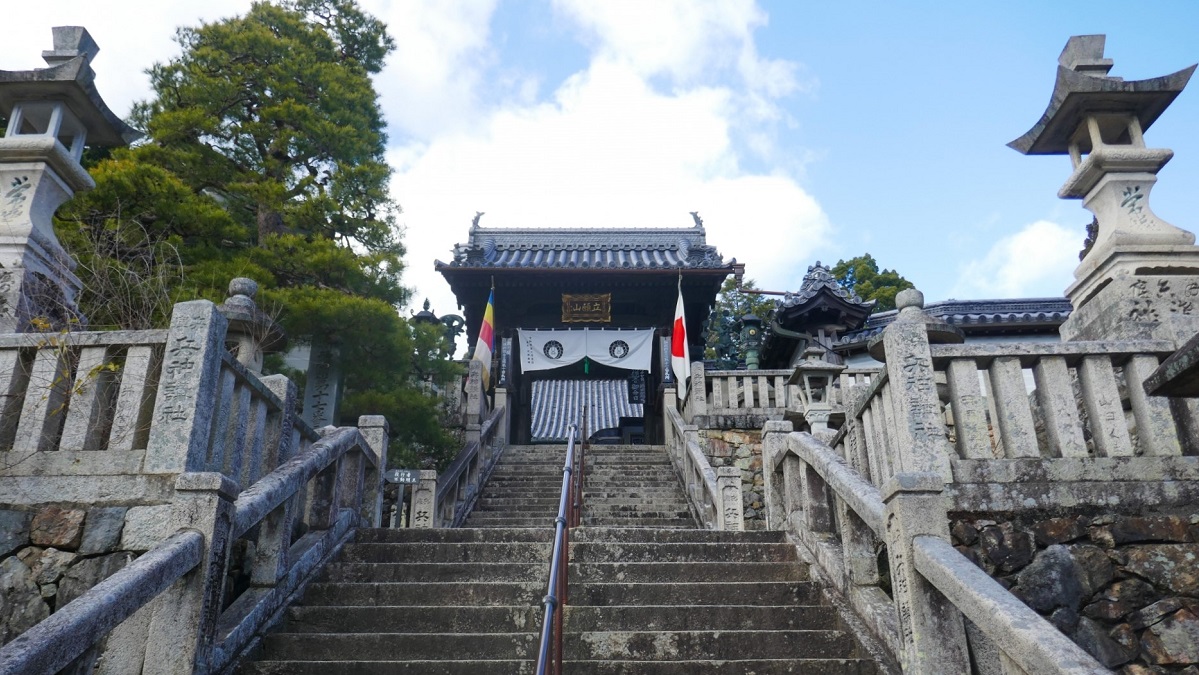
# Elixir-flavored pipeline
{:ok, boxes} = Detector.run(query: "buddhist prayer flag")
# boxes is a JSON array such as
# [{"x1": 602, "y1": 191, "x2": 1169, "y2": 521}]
[
  {"x1": 671, "y1": 283, "x2": 690, "y2": 400},
  {"x1": 473, "y1": 289, "x2": 495, "y2": 389}
]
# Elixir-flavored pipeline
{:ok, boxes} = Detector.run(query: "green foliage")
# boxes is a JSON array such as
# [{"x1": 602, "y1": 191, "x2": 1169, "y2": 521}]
[
  {"x1": 705, "y1": 278, "x2": 778, "y2": 369},
  {"x1": 54, "y1": 0, "x2": 460, "y2": 468},
  {"x1": 831, "y1": 254, "x2": 914, "y2": 312}
]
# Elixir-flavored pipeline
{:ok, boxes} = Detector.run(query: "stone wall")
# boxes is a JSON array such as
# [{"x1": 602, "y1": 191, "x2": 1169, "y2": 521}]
[
  {"x1": 950, "y1": 510, "x2": 1199, "y2": 673},
  {"x1": 0, "y1": 503, "x2": 170, "y2": 648},
  {"x1": 697, "y1": 428, "x2": 765, "y2": 529}
]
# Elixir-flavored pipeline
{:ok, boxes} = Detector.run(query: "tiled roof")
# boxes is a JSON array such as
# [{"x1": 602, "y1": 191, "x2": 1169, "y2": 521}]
[
  {"x1": 530, "y1": 379, "x2": 642, "y2": 442},
  {"x1": 436, "y1": 221, "x2": 732, "y2": 271},
  {"x1": 779, "y1": 262, "x2": 872, "y2": 310},
  {"x1": 835, "y1": 297, "x2": 1073, "y2": 348}
]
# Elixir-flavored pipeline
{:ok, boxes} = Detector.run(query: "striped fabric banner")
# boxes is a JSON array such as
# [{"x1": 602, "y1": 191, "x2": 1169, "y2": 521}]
[
  {"x1": 530, "y1": 379, "x2": 644, "y2": 442},
  {"x1": 472, "y1": 289, "x2": 495, "y2": 389}
]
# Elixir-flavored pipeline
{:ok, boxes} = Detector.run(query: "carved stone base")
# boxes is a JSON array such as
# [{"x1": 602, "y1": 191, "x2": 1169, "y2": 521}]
[{"x1": 1060, "y1": 271, "x2": 1199, "y2": 343}]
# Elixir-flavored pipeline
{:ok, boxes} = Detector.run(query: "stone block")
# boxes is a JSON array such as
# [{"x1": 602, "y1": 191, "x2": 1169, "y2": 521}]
[
  {"x1": 950, "y1": 520, "x2": 979, "y2": 546},
  {"x1": 30, "y1": 505, "x2": 85, "y2": 550},
  {"x1": 1084, "y1": 579, "x2": 1158, "y2": 621},
  {"x1": 979, "y1": 522, "x2": 1035, "y2": 573},
  {"x1": 1141, "y1": 609, "x2": 1199, "y2": 665},
  {"x1": 1072, "y1": 616, "x2": 1137, "y2": 668},
  {"x1": 1032, "y1": 516, "x2": 1087, "y2": 546},
  {"x1": 57, "y1": 551, "x2": 134, "y2": 608},
  {"x1": 1130, "y1": 598, "x2": 1199, "y2": 631},
  {"x1": 0, "y1": 556, "x2": 50, "y2": 645},
  {"x1": 79, "y1": 507, "x2": 127, "y2": 555},
  {"x1": 1070, "y1": 544, "x2": 1115, "y2": 597},
  {"x1": 120, "y1": 505, "x2": 172, "y2": 552},
  {"x1": 1112, "y1": 516, "x2": 1193, "y2": 545},
  {"x1": 1014, "y1": 544, "x2": 1084, "y2": 613},
  {"x1": 24, "y1": 547, "x2": 76, "y2": 586},
  {"x1": 0, "y1": 509, "x2": 31, "y2": 557},
  {"x1": 1124, "y1": 545, "x2": 1199, "y2": 596}
]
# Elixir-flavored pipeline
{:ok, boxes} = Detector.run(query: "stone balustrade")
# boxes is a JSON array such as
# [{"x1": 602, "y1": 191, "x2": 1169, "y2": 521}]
[
  {"x1": 665, "y1": 388, "x2": 743, "y2": 531},
  {"x1": 763, "y1": 427, "x2": 1107, "y2": 674},
  {"x1": 434, "y1": 403, "x2": 507, "y2": 528},
  {"x1": 683, "y1": 362, "x2": 794, "y2": 425}
]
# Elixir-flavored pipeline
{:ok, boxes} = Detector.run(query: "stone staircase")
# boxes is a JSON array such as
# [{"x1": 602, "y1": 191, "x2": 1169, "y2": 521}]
[
  {"x1": 239, "y1": 527, "x2": 550, "y2": 673},
  {"x1": 583, "y1": 444, "x2": 696, "y2": 528},
  {"x1": 462, "y1": 444, "x2": 565, "y2": 528},
  {"x1": 563, "y1": 527, "x2": 878, "y2": 673},
  {"x1": 239, "y1": 441, "x2": 879, "y2": 673}
]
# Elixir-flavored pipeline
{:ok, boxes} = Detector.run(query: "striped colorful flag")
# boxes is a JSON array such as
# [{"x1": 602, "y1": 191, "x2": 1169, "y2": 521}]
[{"x1": 472, "y1": 289, "x2": 495, "y2": 389}]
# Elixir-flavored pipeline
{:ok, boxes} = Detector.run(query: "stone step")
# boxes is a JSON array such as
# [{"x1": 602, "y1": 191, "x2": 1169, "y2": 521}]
[
  {"x1": 560, "y1": 660, "x2": 878, "y2": 674},
  {"x1": 561, "y1": 629, "x2": 857, "y2": 661},
  {"x1": 283, "y1": 605, "x2": 541, "y2": 634},
  {"x1": 572, "y1": 542, "x2": 798, "y2": 563},
  {"x1": 581, "y1": 517, "x2": 696, "y2": 528},
  {"x1": 240, "y1": 660, "x2": 535, "y2": 674},
  {"x1": 570, "y1": 561, "x2": 807, "y2": 583},
  {"x1": 463, "y1": 511, "x2": 558, "y2": 521},
  {"x1": 355, "y1": 528, "x2": 551, "y2": 544},
  {"x1": 339, "y1": 542, "x2": 549, "y2": 564},
  {"x1": 583, "y1": 501, "x2": 692, "y2": 511},
  {"x1": 564, "y1": 604, "x2": 839, "y2": 632},
  {"x1": 580, "y1": 510, "x2": 692, "y2": 520},
  {"x1": 573, "y1": 581, "x2": 822, "y2": 606},
  {"x1": 461, "y1": 518, "x2": 557, "y2": 528},
  {"x1": 241, "y1": 659, "x2": 876, "y2": 675},
  {"x1": 322, "y1": 562, "x2": 548, "y2": 583},
  {"x1": 572, "y1": 527, "x2": 782, "y2": 543},
  {"x1": 301, "y1": 582, "x2": 543, "y2": 607},
  {"x1": 258, "y1": 632, "x2": 539, "y2": 661}
]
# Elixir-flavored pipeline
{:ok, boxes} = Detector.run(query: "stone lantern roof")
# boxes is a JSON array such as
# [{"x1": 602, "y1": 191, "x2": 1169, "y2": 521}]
[
  {"x1": 1008, "y1": 35, "x2": 1194, "y2": 157},
  {"x1": 0, "y1": 26, "x2": 140, "y2": 148}
]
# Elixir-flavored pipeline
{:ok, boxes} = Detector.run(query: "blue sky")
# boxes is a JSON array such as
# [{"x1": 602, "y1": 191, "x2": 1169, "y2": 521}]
[{"x1": 4, "y1": 1, "x2": 1198, "y2": 322}]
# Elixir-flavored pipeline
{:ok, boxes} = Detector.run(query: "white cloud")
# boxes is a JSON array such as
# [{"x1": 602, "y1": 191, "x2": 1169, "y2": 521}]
[
  {"x1": 392, "y1": 2, "x2": 830, "y2": 321},
  {"x1": 951, "y1": 220, "x2": 1084, "y2": 299},
  {"x1": 369, "y1": 0, "x2": 500, "y2": 140}
]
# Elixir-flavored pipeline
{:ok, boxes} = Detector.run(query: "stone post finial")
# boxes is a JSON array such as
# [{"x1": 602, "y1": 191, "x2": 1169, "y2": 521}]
[
  {"x1": 868, "y1": 287, "x2": 962, "y2": 361},
  {"x1": 42, "y1": 26, "x2": 100, "y2": 67},
  {"x1": 217, "y1": 277, "x2": 285, "y2": 374}
]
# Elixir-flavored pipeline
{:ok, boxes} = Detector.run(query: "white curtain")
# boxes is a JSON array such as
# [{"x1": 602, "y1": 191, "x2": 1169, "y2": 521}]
[{"x1": 518, "y1": 328, "x2": 655, "y2": 373}]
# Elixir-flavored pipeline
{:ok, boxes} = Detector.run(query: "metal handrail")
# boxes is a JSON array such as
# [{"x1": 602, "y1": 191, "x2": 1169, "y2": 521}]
[{"x1": 535, "y1": 409, "x2": 587, "y2": 675}]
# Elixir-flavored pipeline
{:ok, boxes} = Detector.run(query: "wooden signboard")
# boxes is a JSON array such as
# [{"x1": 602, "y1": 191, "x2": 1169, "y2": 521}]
[{"x1": 562, "y1": 293, "x2": 611, "y2": 323}]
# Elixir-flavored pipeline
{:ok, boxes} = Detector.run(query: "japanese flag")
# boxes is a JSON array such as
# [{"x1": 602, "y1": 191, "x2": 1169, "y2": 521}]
[{"x1": 671, "y1": 285, "x2": 690, "y2": 400}]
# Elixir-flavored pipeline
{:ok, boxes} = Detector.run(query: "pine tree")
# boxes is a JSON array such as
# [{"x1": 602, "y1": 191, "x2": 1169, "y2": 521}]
[{"x1": 55, "y1": 0, "x2": 460, "y2": 468}]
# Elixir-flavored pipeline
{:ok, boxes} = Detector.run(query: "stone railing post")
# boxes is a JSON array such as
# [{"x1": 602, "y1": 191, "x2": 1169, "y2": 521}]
[
  {"x1": 882, "y1": 472, "x2": 969, "y2": 674},
  {"x1": 465, "y1": 360, "x2": 483, "y2": 444},
  {"x1": 143, "y1": 301, "x2": 229, "y2": 475},
  {"x1": 663, "y1": 386, "x2": 678, "y2": 449},
  {"x1": 761, "y1": 420, "x2": 792, "y2": 531},
  {"x1": 716, "y1": 466, "x2": 745, "y2": 531},
  {"x1": 143, "y1": 473, "x2": 238, "y2": 675},
  {"x1": 688, "y1": 361, "x2": 708, "y2": 421},
  {"x1": 410, "y1": 470, "x2": 437, "y2": 528},
  {"x1": 493, "y1": 386, "x2": 510, "y2": 445},
  {"x1": 878, "y1": 289, "x2": 954, "y2": 482},
  {"x1": 358, "y1": 415, "x2": 389, "y2": 527}
]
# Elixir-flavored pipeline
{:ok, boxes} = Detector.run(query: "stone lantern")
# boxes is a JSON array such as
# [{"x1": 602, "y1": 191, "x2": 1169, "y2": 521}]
[
  {"x1": 0, "y1": 27, "x2": 140, "y2": 332},
  {"x1": 786, "y1": 344, "x2": 845, "y2": 435},
  {"x1": 1010, "y1": 35, "x2": 1198, "y2": 342},
  {"x1": 741, "y1": 313, "x2": 763, "y2": 370}
]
